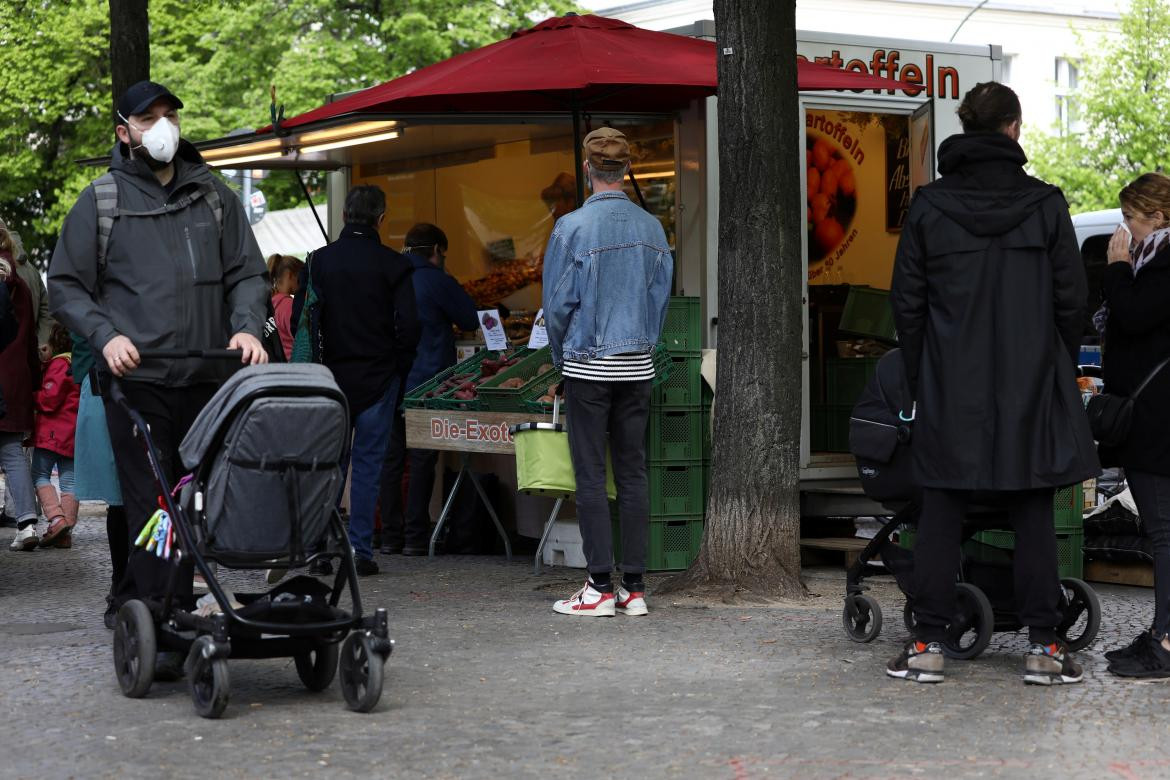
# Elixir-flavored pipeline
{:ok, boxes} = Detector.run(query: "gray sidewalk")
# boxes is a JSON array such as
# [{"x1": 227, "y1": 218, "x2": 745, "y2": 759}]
[{"x1": 0, "y1": 504, "x2": 1165, "y2": 780}]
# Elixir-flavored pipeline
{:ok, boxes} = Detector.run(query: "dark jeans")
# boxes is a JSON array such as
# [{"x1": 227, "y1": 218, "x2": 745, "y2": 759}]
[
  {"x1": 340, "y1": 378, "x2": 401, "y2": 561},
  {"x1": 564, "y1": 378, "x2": 651, "y2": 575},
  {"x1": 913, "y1": 487, "x2": 1061, "y2": 645},
  {"x1": 1126, "y1": 470, "x2": 1170, "y2": 639},
  {"x1": 378, "y1": 411, "x2": 438, "y2": 551},
  {"x1": 104, "y1": 381, "x2": 216, "y2": 608}
]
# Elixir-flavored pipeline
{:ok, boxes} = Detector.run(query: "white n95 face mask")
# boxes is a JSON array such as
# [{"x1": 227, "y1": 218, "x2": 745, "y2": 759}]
[{"x1": 121, "y1": 113, "x2": 180, "y2": 164}]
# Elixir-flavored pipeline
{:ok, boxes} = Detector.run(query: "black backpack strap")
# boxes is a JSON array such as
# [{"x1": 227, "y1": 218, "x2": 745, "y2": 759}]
[{"x1": 94, "y1": 173, "x2": 119, "y2": 271}]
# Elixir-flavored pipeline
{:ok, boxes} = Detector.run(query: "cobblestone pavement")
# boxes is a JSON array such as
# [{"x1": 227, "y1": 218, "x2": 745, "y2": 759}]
[{"x1": 1, "y1": 502, "x2": 1168, "y2": 779}]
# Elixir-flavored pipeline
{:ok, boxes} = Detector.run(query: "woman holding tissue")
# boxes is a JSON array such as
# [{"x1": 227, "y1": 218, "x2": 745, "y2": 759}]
[{"x1": 1099, "y1": 172, "x2": 1170, "y2": 678}]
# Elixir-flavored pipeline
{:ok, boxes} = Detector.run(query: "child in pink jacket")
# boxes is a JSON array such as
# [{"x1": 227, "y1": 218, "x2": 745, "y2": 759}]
[{"x1": 33, "y1": 324, "x2": 80, "y2": 548}]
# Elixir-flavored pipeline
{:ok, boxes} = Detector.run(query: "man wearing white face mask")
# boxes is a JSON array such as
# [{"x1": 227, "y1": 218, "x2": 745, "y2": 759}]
[{"x1": 48, "y1": 81, "x2": 268, "y2": 651}]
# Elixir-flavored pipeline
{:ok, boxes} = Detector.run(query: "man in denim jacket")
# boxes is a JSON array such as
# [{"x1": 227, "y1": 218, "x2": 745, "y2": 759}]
[{"x1": 543, "y1": 127, "x2": 673, "y2": 617}]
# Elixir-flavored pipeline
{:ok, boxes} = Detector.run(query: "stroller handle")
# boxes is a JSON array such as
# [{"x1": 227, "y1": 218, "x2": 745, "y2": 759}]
[{"x1": 136, "y1": 349, "x2": 244, "y2": 360}]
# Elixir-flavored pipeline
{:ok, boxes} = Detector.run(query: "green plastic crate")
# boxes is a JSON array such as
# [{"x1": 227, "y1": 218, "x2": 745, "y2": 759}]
[
  {"x1": 650, "y1": 461, "x2": 707, "y2": 515},
  {"x1": 974, "y1": 529, "x2": 1084, "y2": 579},
  {"x1": 613, "y1": 514, "x2": 704, "y2": 571},
  {"x1": 652, "y1": 354, "x2": 704, "y2": 408},
  {"x1": 477, "y1": 347, "x2": 556, "y2": 412},
  {"x1": 839, "y1": 286, "x2": 896, "y2": 343},
  {"x1": 426, "y1": 348, "x2": 530, "y2": 410},
  {"x1": 648, "y1": 409, "x2": 709, "y2": 462},
  {"x1": 810, "y1": 403, "x2": 851, "y2": 452},
  {"x1": 1053, "y1": 483, "x2": 1084, "y2": 533},
  {"x1": 404, "y1": 349, "x2": 499, "y2": 409},
  {"x1": 661, "y1": 297, "x2": 702, "y2": 354},
  {"x1": 825, "y1": 357, "x2": 881, "y2": 406}
]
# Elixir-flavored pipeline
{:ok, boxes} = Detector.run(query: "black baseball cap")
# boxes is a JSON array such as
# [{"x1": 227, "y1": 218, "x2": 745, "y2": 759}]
[{"x1": 117, "y1": 80, "x2": 183, "y2": 120}]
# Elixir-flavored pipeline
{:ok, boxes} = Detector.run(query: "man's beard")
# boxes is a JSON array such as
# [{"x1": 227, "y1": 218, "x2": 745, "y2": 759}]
[{"x1": 139, "y1": 149, "x2": 171, "y2": 171}]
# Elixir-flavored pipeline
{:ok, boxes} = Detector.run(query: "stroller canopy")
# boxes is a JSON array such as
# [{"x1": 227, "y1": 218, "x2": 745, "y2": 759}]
[{"x1": 179, "y1": 364, "x2": 345, "y2": 470}]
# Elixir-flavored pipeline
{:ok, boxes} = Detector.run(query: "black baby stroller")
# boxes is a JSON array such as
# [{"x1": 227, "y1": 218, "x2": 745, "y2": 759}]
[
  {"x1": 841, "y1": 349, "x2": 1100, "y2": 658},
  {"x1": 109, "y1": 352, "x2": 392, "y2": 718}
]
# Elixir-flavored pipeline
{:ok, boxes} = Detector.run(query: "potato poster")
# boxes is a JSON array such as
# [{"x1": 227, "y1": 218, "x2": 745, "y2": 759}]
[{"x1": 805, "y1": 110, "x2": 905, "y2": 289}]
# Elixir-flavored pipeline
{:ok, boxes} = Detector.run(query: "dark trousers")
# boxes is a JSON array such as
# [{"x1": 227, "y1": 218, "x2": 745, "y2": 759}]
[
  {"x1": 564, "y1": 378, "x2": 651, "y2": 575},
  {"x1": 1126, "y1": 470, "x2": 1170, "y2": 639},
  {"x1": 106, "y1": 504, "x2": 128, "y2": 599},
  {"x1": 378, "y1": 411, "x2": 438, "y2": 551},
  {"x1": 913, "y1": 487, "x2": 1061, "y2": 645},
  {"x1": 104, "y1": 381, "x2": 216, "y2": 607}
]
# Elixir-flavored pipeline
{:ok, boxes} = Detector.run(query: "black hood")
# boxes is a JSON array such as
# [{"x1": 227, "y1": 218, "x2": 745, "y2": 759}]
[{"x1": 920, "y1": 133, "x2": 1059, "y2": 236}]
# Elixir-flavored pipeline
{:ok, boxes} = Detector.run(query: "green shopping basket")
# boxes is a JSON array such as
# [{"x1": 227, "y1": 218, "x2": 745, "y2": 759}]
[{"x1": 511, "y1": 396, "x2": 616, "y2": 499}]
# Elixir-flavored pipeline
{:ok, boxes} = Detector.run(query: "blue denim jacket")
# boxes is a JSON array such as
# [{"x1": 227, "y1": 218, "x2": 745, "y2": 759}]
[{"x1": 542, "y1": 191, "x2": 673, "y2": 367}]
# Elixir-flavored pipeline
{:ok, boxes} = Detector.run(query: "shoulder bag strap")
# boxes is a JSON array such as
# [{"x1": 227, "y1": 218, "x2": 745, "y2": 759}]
[{"x1": 1133, "y1": 354, "x2": 1170, "y2": 399}]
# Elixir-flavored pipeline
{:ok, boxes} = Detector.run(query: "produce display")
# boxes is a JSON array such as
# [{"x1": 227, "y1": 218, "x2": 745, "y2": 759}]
[
  {"x1": 422, "y1": 349, "x2": 525, "y2": 404},
  {"x1": 462, "y1": 256, "x2": 543, "y2": 307}
]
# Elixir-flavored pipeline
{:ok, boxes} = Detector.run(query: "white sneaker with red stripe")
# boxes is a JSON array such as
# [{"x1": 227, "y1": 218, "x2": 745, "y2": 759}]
[
  {"x1": 553, "y1": 580, "x2": 615, "y2": 617},
  {"x1": 616, "y1": 585, "x2": 648, "y2": 616}
]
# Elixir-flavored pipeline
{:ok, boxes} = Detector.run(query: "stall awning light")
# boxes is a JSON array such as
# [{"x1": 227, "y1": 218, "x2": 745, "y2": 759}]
[
  {"x1": 300, "y1": 130, "x2": 401, "y2": 154},
  {"x1": 201, "y1": 139, "x2": 283, "y2": 162},
  {"x1": 205, "y1": 151, "x2": 284, "y2": 168},
  {"x1": 298, "y1": 120, "x2": 399, "y2": 145}
]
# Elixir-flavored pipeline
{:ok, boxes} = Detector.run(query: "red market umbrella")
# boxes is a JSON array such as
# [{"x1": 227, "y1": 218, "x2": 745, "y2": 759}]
[
  {"x1": 260, "y1": 14, "x2": 910, "y2": 203},
  {"x1": 270, "y1": 15, "x2": 907, "y2": 131},
  {"x1": 798, "y1": 58, "x2": 913, "y2": 92}
]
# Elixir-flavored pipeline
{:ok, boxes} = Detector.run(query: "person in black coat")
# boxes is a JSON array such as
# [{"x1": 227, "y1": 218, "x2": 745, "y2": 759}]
[
  {"x1": 1097, "y1": 173, "x2": 1170, "y2": 678},
  {"x1": 887, "y1": 82, "x2": 1099, "y2": 685},
  {"x1": 311, "y1": 186, "x2": 420, "y2": 575}
]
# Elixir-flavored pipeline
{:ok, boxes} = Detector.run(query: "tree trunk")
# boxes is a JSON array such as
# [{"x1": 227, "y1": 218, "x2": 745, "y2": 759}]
[
  {"x1": 661, "y1": 0, "x2": 805, "y2": 602},
  {"x1": 108, "y1": 0, "x2": 150, "y2": 122}
]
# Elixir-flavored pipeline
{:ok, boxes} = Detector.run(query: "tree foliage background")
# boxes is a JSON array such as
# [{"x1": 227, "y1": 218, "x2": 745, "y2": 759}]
[
  {"x1": 1026, "y1": 0, "x2": 1170, "y2": 213},
  {"x1": 0, "y1": 0, "x2": 577, "y2": 265}
]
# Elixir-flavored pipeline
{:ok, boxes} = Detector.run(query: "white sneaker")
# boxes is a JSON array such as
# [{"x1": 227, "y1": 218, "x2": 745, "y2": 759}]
[
  {"x1": 553, "y1": 580, "x2": 616, "y2": 617},
  {"x1": 9, "y1": 524, "x2": 38, "y2": 552},
  {"x1": 615, "y1": 585, "x2": 648, "y2": 616}
]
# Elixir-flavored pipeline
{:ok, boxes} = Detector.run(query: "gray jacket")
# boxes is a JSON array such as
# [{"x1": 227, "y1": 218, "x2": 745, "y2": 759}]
[{"x1": 48, "y1": 141, "x2": 268, "y2": 385}]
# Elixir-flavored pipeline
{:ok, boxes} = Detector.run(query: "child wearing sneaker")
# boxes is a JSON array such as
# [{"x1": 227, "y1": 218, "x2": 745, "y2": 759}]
[{"x1": 30, "y1": 324, "x2": 80, "y2": 549}]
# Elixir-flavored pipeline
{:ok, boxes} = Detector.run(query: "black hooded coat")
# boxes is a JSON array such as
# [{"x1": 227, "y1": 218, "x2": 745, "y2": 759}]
[{"x1": 889, "y1": 132, "x2": 1100, "y2": 491}]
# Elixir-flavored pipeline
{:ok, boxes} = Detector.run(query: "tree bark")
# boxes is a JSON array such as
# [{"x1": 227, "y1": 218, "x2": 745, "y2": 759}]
[
  {"x1": 108, "y1": 0, "x2": 150, "y2": 122},
  {"x1": 660, "y1": 0, "x2": 805, "y2": 602}
]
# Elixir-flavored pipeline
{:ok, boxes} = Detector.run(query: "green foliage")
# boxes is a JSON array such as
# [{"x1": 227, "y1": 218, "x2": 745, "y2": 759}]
[
  {"x1": 1026, "y1": 0, "x2": 1170, "y2": 213},
  {"x1": 0, "y1": 0, "x2": 578, "y2": 265}
]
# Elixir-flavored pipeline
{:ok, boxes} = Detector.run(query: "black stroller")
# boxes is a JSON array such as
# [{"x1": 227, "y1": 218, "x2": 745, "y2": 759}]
[
  {"x1": 109, "y1": 352, "x2": 392, "y2": 718},
  {"x1": 841, "y1": 349, "x2": 1101, "y2": 658}
]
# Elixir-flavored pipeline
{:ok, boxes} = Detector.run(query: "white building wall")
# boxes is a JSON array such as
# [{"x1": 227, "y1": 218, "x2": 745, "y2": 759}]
[{"x1": 585, "y1": 0, "x2": 1124, "y2": 137}]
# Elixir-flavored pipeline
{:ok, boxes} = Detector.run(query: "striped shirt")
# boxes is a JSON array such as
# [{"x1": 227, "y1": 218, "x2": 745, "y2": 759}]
[{"x1": 562, "y1": 352, "x2": 655, "y2": 382}]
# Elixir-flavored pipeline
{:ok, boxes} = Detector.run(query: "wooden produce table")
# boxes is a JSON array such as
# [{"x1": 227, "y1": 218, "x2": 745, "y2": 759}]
[{"x1": 404, "y1": 406, "x2": 569, "y2": 572}]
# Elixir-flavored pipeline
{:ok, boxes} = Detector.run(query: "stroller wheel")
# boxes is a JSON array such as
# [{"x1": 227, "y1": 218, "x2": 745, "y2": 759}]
[
  {"x1": 339, "y1": 632, "x2": 385, "y2": 712},
  {"x1": 112, "y1": 600, "x2": 156, "y2": 698},
  {"x1": 842, "y1": 594, "x2": 883, "y2": 643},
  {"x1": 1057, "y1": 577, "x2": 1101, "y2": 652},
  {"x1": 295, "y1": 642, "x2": 340, "y2": 692},
  {"x1": 942, "y1": 583, "x2": 994, "y2": 660},
  {"x1": 187, "y1": 637, "x2": 231, "y2": 719},
  {"x1": 902, "y1": 601, "x2": 917, "y2": 633}
]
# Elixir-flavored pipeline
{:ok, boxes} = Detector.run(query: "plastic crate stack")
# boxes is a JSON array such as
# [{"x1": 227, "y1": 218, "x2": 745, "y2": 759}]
[{"x1": 614, "y1": 297, "x2": 710, "y2": 571}]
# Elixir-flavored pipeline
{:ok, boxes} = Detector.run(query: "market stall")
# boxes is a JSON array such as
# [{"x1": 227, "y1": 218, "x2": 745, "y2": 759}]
[{"x1": 190, "y1": 13, "x2": 920, "y2": 566}]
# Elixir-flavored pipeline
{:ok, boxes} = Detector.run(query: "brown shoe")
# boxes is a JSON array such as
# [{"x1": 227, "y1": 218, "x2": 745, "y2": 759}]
[{"x1": 53, "y1": 530, "x2": 73, "y2": 549}]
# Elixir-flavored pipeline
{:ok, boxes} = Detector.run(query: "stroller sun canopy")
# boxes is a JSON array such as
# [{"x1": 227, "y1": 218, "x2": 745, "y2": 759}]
[{"x1": 179, "y1": 364, "x2": 345, "y2": 470}]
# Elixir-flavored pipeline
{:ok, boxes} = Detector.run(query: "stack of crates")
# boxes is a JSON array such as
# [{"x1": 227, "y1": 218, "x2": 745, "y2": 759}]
[
  {"x1": 613, "y1": 297, "x2": 709, "y2": 571},
  {"x1": 899, "y1": 483, "x2": 1086, "y2": 578}
]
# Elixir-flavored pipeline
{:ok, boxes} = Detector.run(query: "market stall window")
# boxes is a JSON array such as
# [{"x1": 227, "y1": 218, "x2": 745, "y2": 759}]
[{"x1": 348, "y1": 117, "x2": 678, "y2": 344}]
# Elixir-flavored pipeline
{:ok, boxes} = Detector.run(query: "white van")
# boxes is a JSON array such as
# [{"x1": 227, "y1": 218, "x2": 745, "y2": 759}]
[{"x1": 1072, "y1": 208, "x2": 1121, "y2": 355}]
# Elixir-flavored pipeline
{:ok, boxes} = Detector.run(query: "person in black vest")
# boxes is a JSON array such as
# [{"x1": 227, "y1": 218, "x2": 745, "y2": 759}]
[
  {"x1": 887, "y1": 82, "x2": 1099, "y2": 685},
  {"x1": 1097, "y1": 173, "x2": 1170, "y2": 678},
  {"x1": 311, "y1": 186, "x2": 420, "y2": 575}
]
